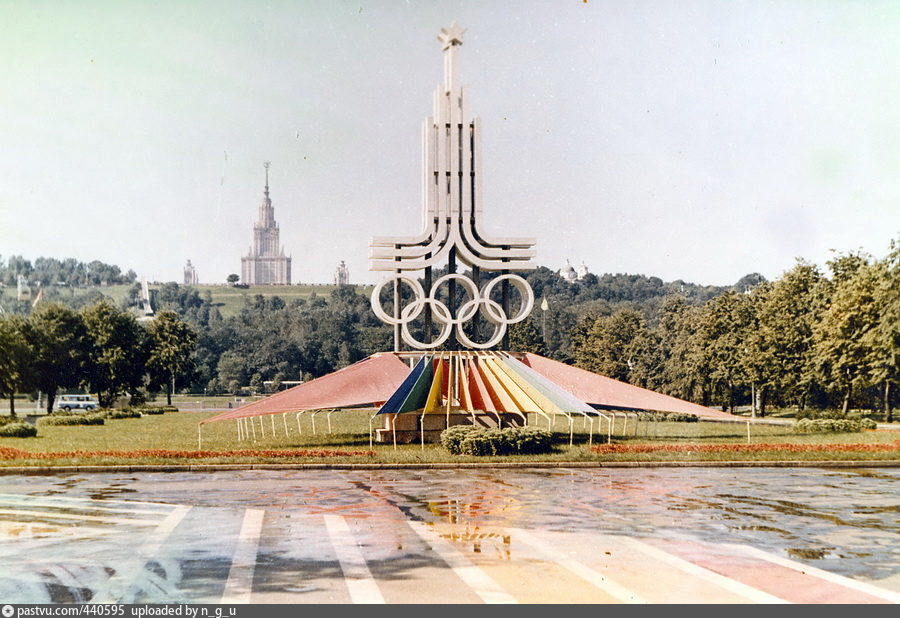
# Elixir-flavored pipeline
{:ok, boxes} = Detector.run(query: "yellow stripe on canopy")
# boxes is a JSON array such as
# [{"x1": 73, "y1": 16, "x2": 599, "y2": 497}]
[
  {"x1": 489, "y1": 353, "x2": 565, "y2": 415},
  {"x1": 423, "y1": 357, "x2": 445, "y2": 413},
  {"x1": 482, "y1": 357, "x2": 544, "y2": 413}
]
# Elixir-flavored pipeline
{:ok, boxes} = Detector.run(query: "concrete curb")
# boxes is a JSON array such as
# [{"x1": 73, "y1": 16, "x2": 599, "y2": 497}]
[{"x1": 0, "y1": 460, "x2": 898, "y2": 474}]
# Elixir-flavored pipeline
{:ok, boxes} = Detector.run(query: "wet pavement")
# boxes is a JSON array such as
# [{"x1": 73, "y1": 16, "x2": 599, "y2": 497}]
[{"x1": 0, "y1": 468, "x2": 897, "y2": 604}]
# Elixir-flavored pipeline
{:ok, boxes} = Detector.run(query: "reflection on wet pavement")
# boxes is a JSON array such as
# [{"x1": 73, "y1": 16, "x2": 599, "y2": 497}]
[{"x1": 0, "y1": 468, "x2": 896, "y2": 603}]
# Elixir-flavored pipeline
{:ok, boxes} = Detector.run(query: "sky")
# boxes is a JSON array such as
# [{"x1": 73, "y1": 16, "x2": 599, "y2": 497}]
[{"x1": 2, "y1": 0, "x2": 899, "y2": 287}]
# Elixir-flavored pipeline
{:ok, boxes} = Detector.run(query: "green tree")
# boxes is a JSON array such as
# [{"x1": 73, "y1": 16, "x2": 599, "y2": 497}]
[
  {"x1": 752, "y1": 260, "x2": 824, "y2": 411},
  {"x1": 508, "y1": 316, "x2": 546, "y2": 355},
  {"x1": 573, "y1": 308, "x2": 659, "y2": 386},
  {"x1": 146, "y1": 311, "x2": 198, "y2": 406},
  {"x1": 813, "y1": 253, "x2": 880, "y2": 415},
  {"x1": 28, "y1": 303, "x2": 91, "y2": 412},
  {"x1": 227, "y1": 274, "x2": 239, "y2": 286},
  {"x1": 695, "y1": 291, "x2": 754, "y2": 412},
  {"x1": 82, "y1": 300, "x2": 148, "y2": 407},
  {"x1": 0, "y1": 315, "x2": 33, "y2": 415},
  {"x1": 864, "y1": 241, "x2": 899, "y2": 421}
]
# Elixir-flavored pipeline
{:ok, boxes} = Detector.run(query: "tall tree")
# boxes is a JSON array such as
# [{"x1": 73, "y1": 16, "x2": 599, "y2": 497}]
[
  {"x1": 82, "y1": 300, "x2": 148, "y2": 407},
  {"x1": 864, "y1": 240, "x2": 899, "y2": 421},
  {"x1": 752, "y1": 260, "x2": 824, "y2": 411},
  {"x1": 146, "y1": 311, "x2": 198, "y2": 406},
  {"x1": 0, "y1": 315, "x2": 33, "y2": 415},
  {"x1": 28, "y1": 303, "x2": 91, "y2": 412},
  {"x1": 695, "y1": 291, "x2": 754, "y2": 412}
]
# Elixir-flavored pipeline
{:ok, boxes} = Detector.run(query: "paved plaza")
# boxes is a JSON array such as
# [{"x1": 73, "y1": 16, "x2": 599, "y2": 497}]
[{"x1": 0, "y1": 468, "x2": 897, "y2": 604}]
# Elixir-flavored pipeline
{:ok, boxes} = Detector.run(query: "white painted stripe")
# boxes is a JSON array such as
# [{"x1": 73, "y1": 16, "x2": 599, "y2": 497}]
[
  {"x1": 617, "y1": 537, "x2": 791, "y2": 604},
  {"x1": 91, "y1": 505, "x2": 192, "y2": 603},
  {"x1": 0, "y1": 508, "x2": 162, "y2": 526},
  {"x1": 323, "y1": 514, "x2": 385, "y2": 604},
  {"x1": 407, "y1": 520, "x2": 517, "y2": 604},
  {"x1": 0, "y1": 493, "x2": 179, "y2": 509},
  {"x1": 220, "y1": 509, "x2": 266, "y2": 604},
  {"x1": 726, "y1": 543, "x2": 900, "y2": 604},
  {"x1": 509, "y1": 527, "x2": 646, "y2": 603},
  {"x1": 0, "y1": 496, "x2": 174, "y2": 516}
]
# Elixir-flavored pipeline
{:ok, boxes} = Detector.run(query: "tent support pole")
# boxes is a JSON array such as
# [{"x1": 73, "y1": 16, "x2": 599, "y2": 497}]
[
  {"x1": 271, "y1": 414, "x2": 276, "y2": 438},
  {"x1": 296, "y1": 412, "x2": 303, "y2": 435},
  {"x1": 391, "y1": 414, "x2": 397, "y2": 451},
  {"x1": 198, "y1": 425, "x2": 202, "y2": 451},
  {"x1": 283, "y1": 413, "x2": 289, "y2": 436},
  {"x1": 327, "y1": 410, "x2": 334, "y2": 433},
  {"x1": 250, "y1": 417, "x2": 257, "y2": 441}
]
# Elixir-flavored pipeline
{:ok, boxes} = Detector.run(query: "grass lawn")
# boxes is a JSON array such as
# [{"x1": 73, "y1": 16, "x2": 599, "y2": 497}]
[{"x1": 0, "y1": 410, "x2": 897, "y2": 466}]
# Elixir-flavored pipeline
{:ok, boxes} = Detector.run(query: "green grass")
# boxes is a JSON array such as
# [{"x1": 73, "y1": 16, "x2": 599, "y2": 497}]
[{"x1": 0, "y1": 412, "x2": 897, "y2": 467}]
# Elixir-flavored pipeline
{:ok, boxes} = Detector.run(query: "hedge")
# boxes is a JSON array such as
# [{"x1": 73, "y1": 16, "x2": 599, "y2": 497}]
[
  {"x1": 636, "y1": 412, "x2": 699, "y2": 423},
  {"x1": 441, "y1": 426, "x2": 553, "y2": 456},
  {"x1": 0, "y1": 422, "x2": 38, "y2": 438},
  {"x1": 99, "y1": 408, "x2": 143, "y2": 419},
  {"x1": 793, "y1": 418, "x2": 876, "y2": 433},
  {"x1": 38, "y1": 413, "x2": 106, "y2": 426}
]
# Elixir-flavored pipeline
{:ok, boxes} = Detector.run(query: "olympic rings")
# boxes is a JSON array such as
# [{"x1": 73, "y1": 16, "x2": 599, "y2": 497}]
[{"x1": 370, "y1": 273, "x2": 535, "y2": 350}]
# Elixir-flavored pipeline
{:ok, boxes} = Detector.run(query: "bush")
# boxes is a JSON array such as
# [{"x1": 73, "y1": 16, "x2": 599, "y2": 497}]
[
  {"x1": 0, "y1": 422, "x2": 37, "y2": 438},
  {"x1": 860, "y1": 418, "x2": 878, "y2": 430},
  {"x1": 441, "y1": 426, "x2": 554, "y2": 456},
  {"x1": 99, "y1": 408, "x2": 142, "y2": 420},
  {"x1": 39, "y1": 413, "x2": 106, "y2": 426},
  {"x1": 665, "y1": 413, "x2": 699, "y2": 423},
  {"x1": 794, "y1": 418, "x2": 863, "y2": 433},
  {"x1": 440, "y1": 425, "x2": 476, "y2": 454},
  {"x1": 138, "y1": 406, "x2": 166, "y2": 415},
  {"x1": 0, "y1": 415, "x2": 19, "y2": 426}
]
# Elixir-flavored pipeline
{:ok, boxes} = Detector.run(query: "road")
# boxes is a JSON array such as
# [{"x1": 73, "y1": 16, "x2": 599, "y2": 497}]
[{"x1": 0, "y1": 468, "x2": 897, "y2": 604}]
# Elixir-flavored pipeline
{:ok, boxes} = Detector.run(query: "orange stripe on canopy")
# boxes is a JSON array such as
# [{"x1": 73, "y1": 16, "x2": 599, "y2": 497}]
[
  {"x1": 201, "y1": 353, "x2": 411, "y2": 423},
  {"x1": 522, "y1": 353, "x2": 737, "y2": 420}
]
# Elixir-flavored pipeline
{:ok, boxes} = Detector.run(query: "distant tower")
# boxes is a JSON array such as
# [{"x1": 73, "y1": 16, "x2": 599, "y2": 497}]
[
  {"x1": 183, "y1": 259, "x2": 199, "y2": 285},
  {"x1": 240, "y1": 162, "x2": 292, "y2": 285},
  {"x1": 334, "y1": 260, "x2": 350, "y2": 285}
]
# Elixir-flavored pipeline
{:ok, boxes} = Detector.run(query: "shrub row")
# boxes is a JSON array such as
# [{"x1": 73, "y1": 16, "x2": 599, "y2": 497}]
[
  {"x1": 441, "y1": 426, "x2": 553, "y2": 456},
  {"x1": 0, "y1": 422, "x2": 37, "y2": 438},
  {"x1": 793, "y1": 418, "x2": 877, "y2": 433},
  {"x1": 636, "y1": 412, "x2": 699, "y2": 423},
  {"x1": 39, "y1": 413, "x2": 106, "y2": 426},
  {"x1": 795, "y1": 409, "x2": 871, "y2": 421}
]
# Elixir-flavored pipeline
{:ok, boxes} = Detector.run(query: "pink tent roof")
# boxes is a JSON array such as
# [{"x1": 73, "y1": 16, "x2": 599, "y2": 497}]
[
  {"x1": 201, "y1": 353, "x2": 411, "y2": 423},
  {"x1": 522, "y1": 353, "x2": 736, "y2": 420}
]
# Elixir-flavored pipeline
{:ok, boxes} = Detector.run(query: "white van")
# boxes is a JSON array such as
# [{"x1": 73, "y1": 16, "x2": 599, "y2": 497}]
[{"x1": 54, "y1": 394, "x2": 99, "y2": 411}]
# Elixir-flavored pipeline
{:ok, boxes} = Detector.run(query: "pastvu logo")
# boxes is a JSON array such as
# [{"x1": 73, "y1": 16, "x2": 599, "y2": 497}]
[{"x1": 2, "y1": 605, "x2": 14, "y2": 618}]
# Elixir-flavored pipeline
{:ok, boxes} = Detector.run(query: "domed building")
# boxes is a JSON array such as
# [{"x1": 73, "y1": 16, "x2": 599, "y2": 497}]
[
  {"x1": 559, "y1": 259, "x2": 578, "y2": 283},
  {"x1": 559, "y1": 259, "x2": 590, "y2": 282}
]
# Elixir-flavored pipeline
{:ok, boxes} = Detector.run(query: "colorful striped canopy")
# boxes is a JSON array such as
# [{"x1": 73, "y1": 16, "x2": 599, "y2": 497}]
[{"x1": 201, "y1": 351, "x2": 736, "y2": 424}]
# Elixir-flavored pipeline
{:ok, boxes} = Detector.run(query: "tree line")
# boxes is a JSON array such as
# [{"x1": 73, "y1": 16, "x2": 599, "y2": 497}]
[
  {"x1": 0, "y1": 302, "x2": 195, "y2": 413},
  {"x1": 0, "y1": 255, "x2": 137, "y2": 288},
  {"x1": 548, "y1": 244, "x2": 898, "y2": 420}
]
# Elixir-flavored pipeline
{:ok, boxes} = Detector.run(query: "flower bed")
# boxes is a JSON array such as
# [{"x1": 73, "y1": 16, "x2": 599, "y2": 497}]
[
  {"x1": 590, "y1": 441, "x2": 900, "y2": 454},
  {"x1": 0, "y1": 447, "x2": 376, "y2": 461}
]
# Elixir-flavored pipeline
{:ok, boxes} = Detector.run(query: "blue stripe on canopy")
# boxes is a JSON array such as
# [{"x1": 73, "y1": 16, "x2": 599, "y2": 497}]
[
  {"x1": 396, "y1": 357, "x2": 435, "y2": 414},
  {"x1": 377, "y1": 355, "x2": 431, "y2": 415}
]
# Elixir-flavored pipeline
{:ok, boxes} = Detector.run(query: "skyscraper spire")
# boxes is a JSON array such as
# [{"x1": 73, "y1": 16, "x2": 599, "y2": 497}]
[{"x1": 263, "y1": 161, "x2": 270, "y2": 199}]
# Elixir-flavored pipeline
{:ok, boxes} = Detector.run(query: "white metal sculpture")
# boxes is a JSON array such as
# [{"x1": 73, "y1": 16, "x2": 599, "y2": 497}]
[{"x1": 370, "y1": 23, "x2": 535, "y2": 351}]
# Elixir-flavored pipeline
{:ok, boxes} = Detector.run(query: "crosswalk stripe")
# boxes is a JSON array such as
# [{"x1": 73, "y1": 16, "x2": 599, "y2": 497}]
[
  {"x1": 726, "y1": 543, "x2": 900, "y2": 604},
  {"x1": 0, "y1": 493, "x2": 179, "y2": 509},
  {"x1": 220, "y1": 509, "x2": 266, "y2": 604},
  {"x1": 91, "y1": 505, "x2": 192, "y2": 603},
  {"x1": 0, "y1": 508, "x2": 161, "y2": 526},
  {"x1": 509, "y1": 527, "x2": 646, "y2": 603},
  {"x1": 0, "y1": 497, "x2": 174, "y2": 516},
  {"x1": 323, "y1": 515, "x2": 385, "y2": 604},
  {"x1": 407, "y1": 520, "x2": 517, "y2": 604},
  {"x1": 617, "y1": 536, "x2": 791, "y2": 604}
]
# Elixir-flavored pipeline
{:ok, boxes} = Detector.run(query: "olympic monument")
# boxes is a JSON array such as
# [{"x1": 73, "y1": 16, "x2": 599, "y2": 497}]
[{"x1": 200, "y1": 23, "x2": 736, "y2": 445}]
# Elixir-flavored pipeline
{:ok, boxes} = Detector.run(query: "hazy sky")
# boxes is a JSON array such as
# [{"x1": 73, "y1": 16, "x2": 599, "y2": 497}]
[{"x1": 2, "y1": 1, "x2": 899, "y2": 286}]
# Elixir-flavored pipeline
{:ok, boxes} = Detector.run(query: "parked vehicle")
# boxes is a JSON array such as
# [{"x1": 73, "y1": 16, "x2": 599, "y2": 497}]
[{"x1": 54, "y1": 394, "x2": 99, "y2": 411}]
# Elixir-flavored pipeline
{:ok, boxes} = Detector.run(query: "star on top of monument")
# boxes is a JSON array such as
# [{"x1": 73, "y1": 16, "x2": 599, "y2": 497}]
[{"x1": 438, "y1": 21, "x2": 466, "y2": 50}]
